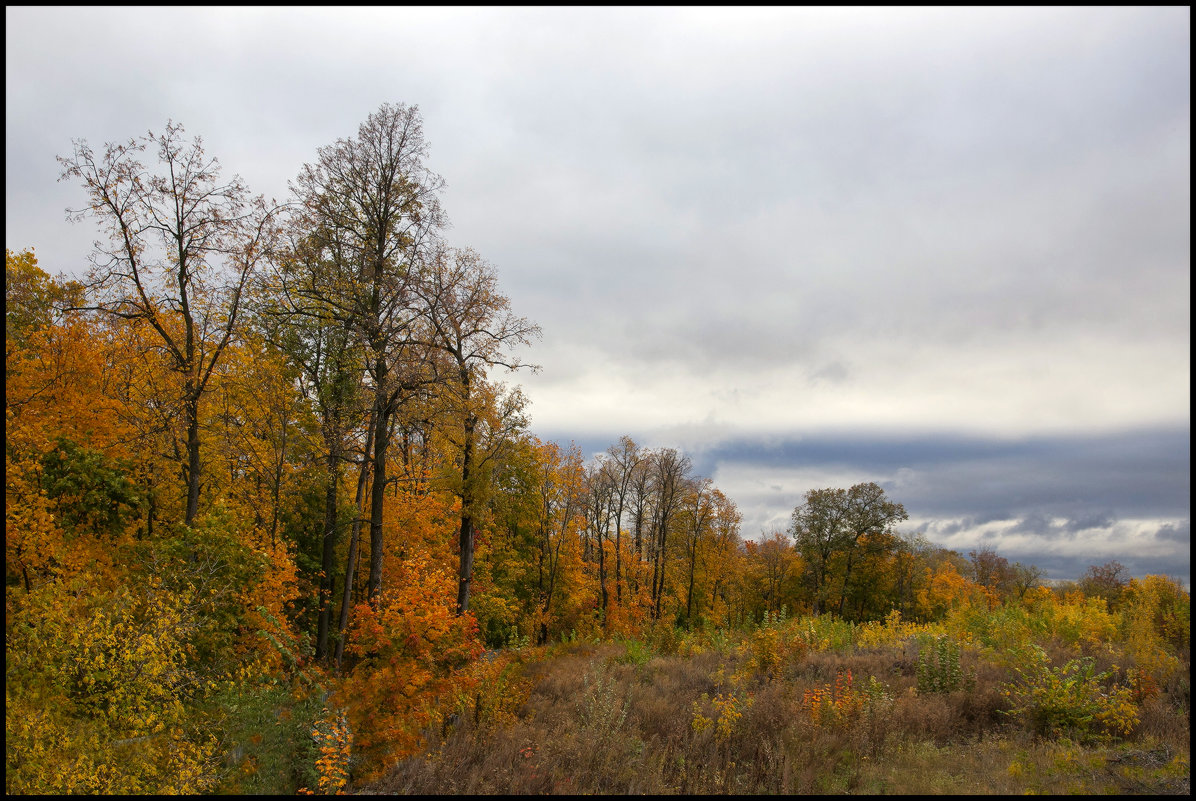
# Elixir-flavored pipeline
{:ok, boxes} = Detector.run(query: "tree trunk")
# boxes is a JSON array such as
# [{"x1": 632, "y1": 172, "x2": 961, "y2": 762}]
[
  {"x1": 456, "y1": 408, "x2": 476, "y2": 615},
  {"x1": 270, "y1": 416, "x2": 287, "y2": 550},
  {"x1": 367, "y1": 374, "x2": 391, "y2": 605},
  {"x1": 686, "y1": 541, "x2": 697, "y2": 628},
  {"x1": 614, "y1": 517, "x2": 623, "y2": 605},
  {"x1": 335, "y1": 421, "x2": 374, "y2": 671},
  {"x1": 837, "y1": 545, "x2": 859, "y2": 618},
  {"x1": 184, "y1": 390, "x2": 201, "y2": 527},
  {"x1": 597, "y1": 516, "x2": 608, "y2": 614},
  {"x1": 315, "y1": 452, "x2": 339, "y2": 661},
  {"x1": 652, "y1": 518, "x2": 669, "y2": 620}
]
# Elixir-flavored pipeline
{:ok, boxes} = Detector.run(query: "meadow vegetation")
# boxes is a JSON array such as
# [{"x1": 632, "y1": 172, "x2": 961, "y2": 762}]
[{"x1": 370, "y1": 589, "x2": 1189, "y2": 796}]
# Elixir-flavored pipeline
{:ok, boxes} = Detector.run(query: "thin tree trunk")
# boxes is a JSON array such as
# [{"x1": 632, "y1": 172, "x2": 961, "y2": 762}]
[
  {"x1": 686, "y1": 540, "x2": 697, "y2": 628},
  {"x1": 614, "y1": 520, "x2": 622, "y2": 605},
  {"x1": 598, "y1": 528, "x2": 608, "y2": 614},
  {"x1": 335, "y1": 422, "x2": 374, "y2": 671},
  {"x1": 456, "y1": 411, "x2": 476, "y2": 614},
  {"x1": 315, "y1": 449, "x2": 340, "y2": 662},
  {"x1": 838, "y1": 547, "x2": 858, "y2": 618},
  {"x1": 270, "y1": 414, "x2": 287, "y2": 550},
  {"x1": 184, "y1": 391, "x2": 201, "y2": 526}
]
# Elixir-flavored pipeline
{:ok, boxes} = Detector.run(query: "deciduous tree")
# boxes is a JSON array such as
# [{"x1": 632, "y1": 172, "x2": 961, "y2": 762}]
[
  {"x1": 58, "y1": 123, "x2": 280, "y2": 525},
  {"x1": 289, "y1": 102, "x2": 446, "y2": 604},
  {"x1": 417, "y1": 245, "x2": 539, "y2": 614}
]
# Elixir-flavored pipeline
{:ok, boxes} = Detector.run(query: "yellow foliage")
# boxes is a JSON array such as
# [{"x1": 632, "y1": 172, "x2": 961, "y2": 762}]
[
  {"x1": 691, "y1": 689, "x2": 753, "y2": 741},
  {"x1": 6, "y1": 576, "x2": 219, "y2": 793},
  {"x1": 916, "y1": 561, "x2": 988, "y2": 619},
  {"x1": 1120, "y1": 575, "x2": 1187, "y2": 688},
  {"x1": 311, "y1": 707, "x2": 352, "y2": 795}
]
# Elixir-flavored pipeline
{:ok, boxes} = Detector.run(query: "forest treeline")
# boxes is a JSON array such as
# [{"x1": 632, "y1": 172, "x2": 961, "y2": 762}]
[{"x1": 6, "y1": 103, "x2": 1190, "y2": 794}]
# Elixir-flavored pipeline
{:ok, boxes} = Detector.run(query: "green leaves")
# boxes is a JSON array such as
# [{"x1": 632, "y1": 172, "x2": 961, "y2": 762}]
[
  {"x1": 915, "y1": 634, "x2": 969, "y2": 694},
  {"x1": 1001, "y1": 645, "x2": 1138, "y2": 742},
  {"x1": 41, "y1": 438, "x2": 144, "y2": 537}
]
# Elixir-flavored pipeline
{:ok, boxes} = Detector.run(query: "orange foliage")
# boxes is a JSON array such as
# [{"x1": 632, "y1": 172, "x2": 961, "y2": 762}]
[
  {"x1": 6, "y1": 270, "x2": 142, "y2": 590},
  {"x1": 802, "y1": 669, "x2": 865, "y2": 725},
  {"x1": 916, "y1": 560, "x2": 991, "y2": 619},
  {"x1": 339, "y1": 549, "x2": 483, "y2": 780}
]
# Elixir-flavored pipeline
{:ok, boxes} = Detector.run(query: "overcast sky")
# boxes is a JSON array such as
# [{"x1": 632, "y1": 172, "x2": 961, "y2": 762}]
[{"x1": 6, "y1": 7, "x2": 1190, "y2": 585}]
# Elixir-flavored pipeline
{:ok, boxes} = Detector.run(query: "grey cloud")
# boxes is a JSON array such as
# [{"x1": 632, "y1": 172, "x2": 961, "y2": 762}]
[
  {"x1": 810, "y1": 361, "x2": 851, "y2": 385},
  {"x1": 928, "y1": 510, "x2": 1016, "y2": 536},
  {"x1": 700, "y1": 427, "x2": 1188, "y2": 514},
  {"x1": 1064, "y1": 511, "x2": 1117, "y2": 534},
  {"x1": 1009, "y1": 514, "x2": 1061, "y2": 538},
  {"x1": 971, "y1": 509, "x2": 1016, "y2": 527},
  {"x1": 1155, "y1": 520, "x2": 1191, "y2": 544},
  {"x1": 930, "y1": 519, "x2": 971, "y2": 538}
]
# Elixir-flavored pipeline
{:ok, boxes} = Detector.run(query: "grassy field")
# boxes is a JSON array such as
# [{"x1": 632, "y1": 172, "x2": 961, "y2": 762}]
[{"x1": 363, "y1": 620, "x2": 1190, "y2": 795}]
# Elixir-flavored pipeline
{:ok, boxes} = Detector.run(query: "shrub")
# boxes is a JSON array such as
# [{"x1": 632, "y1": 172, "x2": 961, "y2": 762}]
[
  {"x1": 308, "y1": 707, "x2": 352, "y2": 795},
  {"x1": 691, "y1": 689, "x2": 753, "y2": 741},
  {"x1": 916, "y1": 635, "x2": 971, "y2": 694},
  {"x1": 1002, "y1": 645, "x2": 1139, "y2": 742},
  {"x1": 614, "y1": 636, "x2": 654, "y2": 667},
  {"x1": 801, "y1": 669, "x2": 891, "y2": 726}
]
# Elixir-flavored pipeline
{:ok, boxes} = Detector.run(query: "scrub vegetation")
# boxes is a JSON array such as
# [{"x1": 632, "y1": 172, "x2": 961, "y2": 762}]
[{"x1": 370, "y1": 585, "x2": 1190, "y2": 795}]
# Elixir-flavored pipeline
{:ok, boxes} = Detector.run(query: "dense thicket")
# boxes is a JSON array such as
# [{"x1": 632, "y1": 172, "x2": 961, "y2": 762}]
[{"x1": 6, "y1": 105, "x2": 1189, "y2": 793}]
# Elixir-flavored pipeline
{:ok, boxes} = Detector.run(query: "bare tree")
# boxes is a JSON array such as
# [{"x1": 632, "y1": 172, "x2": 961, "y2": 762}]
[
  {"x1": 583, "y1": 461, "x2": 616, "y2": 614},
  {"x1": 680, "y1": 477, "x2": 715, "y2": 627},
  {"x1": 648, "y1": 448, "x2": 691, "y2": 619},
  {"x1": 603, "y1": 436, "x2": 645, "y2": 605},
  {"x1": 627, "y1": 451, "x2": 654, "y2": 593},
  {"x1": 59, "y1": 122, "x2": 280, "y2": 526}
]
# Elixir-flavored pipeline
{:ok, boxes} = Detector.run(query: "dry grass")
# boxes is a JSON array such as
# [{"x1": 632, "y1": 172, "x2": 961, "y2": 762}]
[{"x1": 360, "y1": 636, "x2": 1190, "y2": 795}]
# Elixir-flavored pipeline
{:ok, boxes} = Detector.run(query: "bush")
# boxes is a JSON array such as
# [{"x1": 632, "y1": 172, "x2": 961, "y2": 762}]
[
  {"x1": 916, "y1": 635, "x2": 970, "y2": 694},
  {"x1": 1002, "y1": 645, "x2": 1138, "y2": 742}
]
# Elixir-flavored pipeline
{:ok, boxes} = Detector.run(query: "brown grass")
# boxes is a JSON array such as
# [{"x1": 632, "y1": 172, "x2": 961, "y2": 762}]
[{"x1": 360, "y1": 637, "x2": 1190, "y2": 795}]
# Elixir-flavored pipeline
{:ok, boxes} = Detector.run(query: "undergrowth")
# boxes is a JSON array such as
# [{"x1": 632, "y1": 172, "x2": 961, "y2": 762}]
[{"x1": 362, "y1": 607, "x2": 1190, "y2": 795}]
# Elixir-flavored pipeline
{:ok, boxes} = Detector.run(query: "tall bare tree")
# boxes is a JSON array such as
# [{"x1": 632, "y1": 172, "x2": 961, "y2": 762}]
[
  {"x1": 59, "y1": 122, "x2": 280, "y2": 526},
  {"x1": 680, "y1": 476, "x2": 715, "y2": 628},
  {"x1": 583, "y1": 461, "x2": 616, "y2": 613},
  {"x1": 602, "y1": 436, "x2": 645, "y2": 605},
  {"x1": 648, "y1": 448, "x2": 691, "y2": 619}
]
